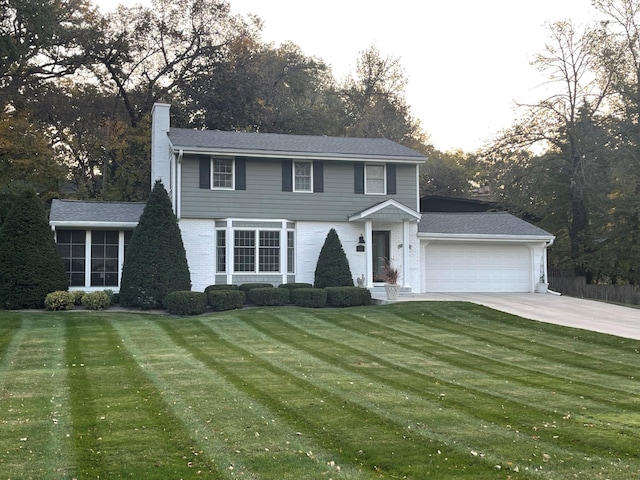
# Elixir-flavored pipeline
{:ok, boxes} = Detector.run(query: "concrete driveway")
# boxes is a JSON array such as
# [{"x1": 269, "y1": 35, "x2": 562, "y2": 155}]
[{"x1": 385, "y1": 292, "x2": 640, "y2": 340}]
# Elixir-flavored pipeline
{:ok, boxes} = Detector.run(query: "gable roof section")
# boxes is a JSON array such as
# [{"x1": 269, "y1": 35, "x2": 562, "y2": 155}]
[
  {"x1": 168, "y1": 128, "x2": 426, "y2": 164},
  {"x1": 418, "y1": 212, "x2": 554, "y2": 241},
  {"x1": 349, "y1": 199, "x2": 421, "y2": 222},
  {"x1": 49, "y1": 199, "x2": 145, "y2": 228}
]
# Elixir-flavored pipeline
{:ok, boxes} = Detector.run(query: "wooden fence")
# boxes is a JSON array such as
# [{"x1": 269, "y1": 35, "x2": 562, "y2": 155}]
[{"x1": 549, "y1": 276, "x2": 640, "y2": 306}]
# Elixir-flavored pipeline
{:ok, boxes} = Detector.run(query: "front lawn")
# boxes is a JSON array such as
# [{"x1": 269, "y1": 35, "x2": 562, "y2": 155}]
[{"x1": 1, "y1": 302, "x2": 639, "y2": 479}]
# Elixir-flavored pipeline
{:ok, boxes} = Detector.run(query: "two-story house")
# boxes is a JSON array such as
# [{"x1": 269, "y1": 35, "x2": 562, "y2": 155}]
[{"x1": 50, "y1": 102, "x2": 554, "y2": 294}]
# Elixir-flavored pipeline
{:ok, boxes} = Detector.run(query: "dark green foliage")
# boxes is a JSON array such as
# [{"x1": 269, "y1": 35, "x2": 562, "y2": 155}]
[
  {"x1": 278, "y1": 282, "x2": 313, "y2": 291},
  {"x1": 72, "y1": 291, "x2": 86, "y2": 305},
  {"x1": 291, "y1": 288, "x2": 327, "y2": 308},
  {"x1": 314, "y1": 228, "x2": 354, "y2": 288},
  {"x1": 325, "y1": 287, "x2": 371, "y2": 307},
  {"x1": 164, "y1": 291, "x2": 207, "y2": 316},
  {"x1": 119, "y1": 181, "x2": 191, "y2": 309},
  {"x1": 247, "y1": 287, "x2": 290, "y2": 306},
  {"x1": 239, "y1": 283, "x2": 274, "y2": 292},
  {"x1": 0, "y1": 189, "x2": 68, "y2": 309},
  {"x1": 207, "y1": 290, "x2": 245, "y2": 311},
  {"x1": 44, "y1": 291, "x2": 75, "y2": 311},
  {"x1": 205, "y1": 284, "x2": 239, "y2": 292},
  {"x1": 81, "y1": 291, "x2": 111, "y2": 310}
]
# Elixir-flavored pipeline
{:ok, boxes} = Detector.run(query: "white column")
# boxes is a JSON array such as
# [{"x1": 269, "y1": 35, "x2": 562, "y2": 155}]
[
  {"x1": 280, "y1": 221, "x2": 288, "y2": 285},
  {"x1": 402, "y1": 220, "x2": 411, "y2": 289},
  {"x1": 226, "y1": 219, "x2": 233, "y2": 285},
  {"x1": 365, "y1": 220, "x2": 373, "y2": 288}
]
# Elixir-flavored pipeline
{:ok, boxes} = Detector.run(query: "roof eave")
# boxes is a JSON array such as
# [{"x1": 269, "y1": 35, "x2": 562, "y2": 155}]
[
  {"x1": 50, "y1": 221, "x2": 139, "y2": 229},
  {"x1": 417, "y1": 233, "x2": 556, "y2": 242},
  {"x1": 169, "y1": 144, "x2": 425, "y2": 164}
]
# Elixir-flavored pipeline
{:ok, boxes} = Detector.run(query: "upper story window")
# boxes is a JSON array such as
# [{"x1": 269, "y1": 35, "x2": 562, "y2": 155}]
[
  {"x1": 212, "y1": 158, "x2": 234, "y2": 189},
  {"x1": 365, "y1": 164, "x2": 386, "y2": 194},
  {"x1": 293, "y1": 161, "x2": 312, "y2": 192}
]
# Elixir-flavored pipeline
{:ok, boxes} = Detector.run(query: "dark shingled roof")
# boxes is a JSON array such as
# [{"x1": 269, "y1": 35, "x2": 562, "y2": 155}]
[
  {"x1": 418, "y1": 212, "x2": 553, "y2": 237},
  {"x1": 50, "y1": 199, "x2": 145, "y2": 223},
  {"x1": 168, "y1": 128, "x2": 425, "y2": 162}
]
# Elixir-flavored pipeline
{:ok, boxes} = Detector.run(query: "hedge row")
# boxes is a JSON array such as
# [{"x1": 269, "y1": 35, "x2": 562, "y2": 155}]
[{"x1": 44, "y1": 290, "x2": 113, "y2": 311}]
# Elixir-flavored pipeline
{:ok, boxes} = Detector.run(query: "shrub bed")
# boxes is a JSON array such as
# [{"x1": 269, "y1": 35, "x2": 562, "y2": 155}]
[
  {"x1": 239, "y1": 283, "x2": 274, "y2": 292},
  {"x1": 164, "y1": 291, "x2": 207, "y2": 315},
  {"x1": 278, "y1": 283, "x2": 313, "y2": 291},
  {"x1": 204, "y1": 284, "x2": 239, "y2": 293},
  {"x1": 44, "y1": 291, "x2": 75, "y2": 311},
  {"x1": 207, "y1": 290, "x2": 245, "y2": 311},
  {"x1": 81, "y1": 291, "x2": 112, "y2": 310},
  {"x1": 248, "y1": 287, "x2": 290, "y2": 306},
  {"x1": 72, "y1": 290, "x2": 86, "y2": 305},
  {"x1": 325, "y1": 287, "x2": 371, "y2": 307},
  {"x1": 290, "y1": 288, "x2": 327, "y2": 308}
]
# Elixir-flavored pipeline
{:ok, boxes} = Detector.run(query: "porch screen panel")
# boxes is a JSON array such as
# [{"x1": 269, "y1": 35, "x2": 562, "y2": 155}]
[
  {"x1": 91, "y1": 230, "x2": 119, "y2": 287},
  {"x1": 57, "y1": 229, "x2": 86, "y2": 287}
]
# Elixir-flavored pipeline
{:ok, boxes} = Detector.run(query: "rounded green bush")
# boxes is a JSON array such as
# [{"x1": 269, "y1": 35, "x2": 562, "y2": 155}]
[
  {"x1": 291, "y1": 288, "x2": 327, "y2": 308},
  {"x1": 247, "y1": 287, "x2": 289, "y2": 306},
  {"x1": 207, "y1": 290, "x2": 245, "y2": 311},
  {"x1": 44, "y1": 291, "x2": 76, "y2": 311},
  {"x1": 277, "y1": 282, "x2": 313, "y2": 291},
  {"x1": 239, "y1": 283, "x2": 274, "y2": 292},
  {"x1": 164, "y1": 291, "x2": 207, "y2": 315},
  {"x1": 204, "y1": 284, "x2": 239, "y2": 293},
  {"x1": 325, "y1": 287, "x2": 371, "y2": 307},
  {"x1": 81, "y1": 291, "x2": 112, "y2": 310},
  {"x1": 72, "y1": 290, "x2": 86, "y2": 305}
]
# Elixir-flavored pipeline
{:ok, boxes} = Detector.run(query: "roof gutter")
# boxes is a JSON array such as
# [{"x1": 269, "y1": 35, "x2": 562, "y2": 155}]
[{"x1": 417, "y1": 232, "x2": 556, "y2": 243}]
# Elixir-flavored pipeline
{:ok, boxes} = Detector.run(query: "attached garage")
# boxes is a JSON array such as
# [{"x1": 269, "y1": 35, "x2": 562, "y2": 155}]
[
  {"x1": 418, "y1": 212, "x2": 555, "y2": 293},
  {"x1": 424, "y1": 242, "x2": 531, "y2": 292}
]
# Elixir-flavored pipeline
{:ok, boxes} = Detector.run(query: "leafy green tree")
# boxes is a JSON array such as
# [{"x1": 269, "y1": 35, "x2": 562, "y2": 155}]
[
  {"x1": 314, "y1": 228, "x2": 353, "y2": 288},
  {"x1": 119, "y1": 181, "x2": 191, "y2": 308},
  {"x1": 0, "y1": 188, "x2": 67, "y2": 309},
  {"x1": 419, "y1": 149, "x2": 473, "y2": 197}
]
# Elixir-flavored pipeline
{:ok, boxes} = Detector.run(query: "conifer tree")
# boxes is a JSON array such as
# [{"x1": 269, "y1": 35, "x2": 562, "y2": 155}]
[
  {"x1": 119, "y1": 181, "x2": 191, "y2": 308},
  {"x1": 314, "y1": 228, "x2": 354, "y2": 288},
  {"x1": 0, "y1": 189, "x2": 68, "y2": 309}
]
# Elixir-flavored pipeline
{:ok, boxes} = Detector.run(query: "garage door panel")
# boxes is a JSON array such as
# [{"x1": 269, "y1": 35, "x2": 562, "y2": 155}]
[{"x1": 425, "y1": 243, "x2": 531, "y2": 293}]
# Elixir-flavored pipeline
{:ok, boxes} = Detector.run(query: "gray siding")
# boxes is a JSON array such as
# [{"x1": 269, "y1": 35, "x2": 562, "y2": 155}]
[{"x1": 181, "y1": 155, "x2": 418, "y2": 221}]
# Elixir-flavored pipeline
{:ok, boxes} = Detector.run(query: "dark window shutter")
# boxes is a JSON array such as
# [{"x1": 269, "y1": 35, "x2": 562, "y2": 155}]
[
  {"x1": 199, "y1": 158, "x2": 210, "y2": 189},
  {"x1": 354, "y1": 163, "x2": 364, "y2": 194},
  {"x1": 282, "y1": 159, "x2": 292, "y2": 192},
  {"x1": 235, "y1": 158, "x2": 246, "y2": 190},
  {"x1": 313, "y1": 161, "x2": 324, "y2": 193},
  {"x1": 386, "y1": 163, "x2": 396, "y2": 195}
]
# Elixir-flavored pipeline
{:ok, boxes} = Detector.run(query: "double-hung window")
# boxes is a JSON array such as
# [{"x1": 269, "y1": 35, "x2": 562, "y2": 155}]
[
  {"x1": 212, "y1": 158, "x2": 234, "y2": 189},
  {"x1": 293, "y1": 161, "x2": 312, "y2": 192},
  {"x1": 233, "y1": 230, "x2": 281, "y2": 273},
  {"x1": 365, "y1": 164, "x2": 386, "y2": 194}
]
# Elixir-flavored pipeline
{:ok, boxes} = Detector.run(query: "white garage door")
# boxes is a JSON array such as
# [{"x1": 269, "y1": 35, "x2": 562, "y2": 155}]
[{"x1": 424, "y1": 243, "x2": 531, "y2": 293}]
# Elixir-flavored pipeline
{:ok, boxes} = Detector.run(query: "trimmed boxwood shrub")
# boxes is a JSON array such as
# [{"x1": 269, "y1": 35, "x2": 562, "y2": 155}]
[
  {"x1": 248, "y1": 287, "x2": 290, "y2": 306},
  {"x1": 207, "y1": 290, "x2": 245, "y2": 311},
  {"x1": 204, "y1": 284, "x2": 239, "y2": 293},
  {"x1": 81, "y1": 291, "x2": 111, "y2": 310},
  {"x1": 164, "y1": 291, "x2": 207, "y2": 315},
  {"x1": 278, "y1": 283, "x2": 313, "y2": 291},
  {"x1": 72, "y1": 290, "x2": 86, "y2": 305},
  {"x1": 239, "y1": 283, "x2": 274, "y2": 292},
  {"x1": 325, "y1": 287, "x2": 371, "y2": 307},
  {"x1": 44, "y1": 291, "x2": 76, "y2": 311},
  {"x1": 291, "y1": 288, "x2": 327, "y2": 308}
]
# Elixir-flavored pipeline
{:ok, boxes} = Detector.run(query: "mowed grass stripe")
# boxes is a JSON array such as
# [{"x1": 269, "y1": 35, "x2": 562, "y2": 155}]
[
  {"x1": 64, "y1": 315, "x2": 218, "y2": 478},
  {"x1": 160, "y1": 318, "x2": 496, "y2": 479},
  {"x1": 335, "y1": 306, "x2": 640, "y2": 408},
  {"x1": 0, "y1": 314, "x2": 74, "y2": 478},
  {"x1": 390, "y1": 302, "x2": 640, "y2": 379},
  {"x1": 109, "y1": 316, "x2": 353, "y2": 480},
  {"x1": 0, "y1": 315, "x2": 21, "y2": 359},
  {"x1": 237, "y1": 309, "x2": 640, "y2": 463}
]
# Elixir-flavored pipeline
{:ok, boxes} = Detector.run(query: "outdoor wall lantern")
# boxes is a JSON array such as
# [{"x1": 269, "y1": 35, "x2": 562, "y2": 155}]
[{"x1": 356, "y1": 234, "x2": 365, "y2": 252}]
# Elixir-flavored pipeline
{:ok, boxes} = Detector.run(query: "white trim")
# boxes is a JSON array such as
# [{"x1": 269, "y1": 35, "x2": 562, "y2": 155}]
[
  {"x1": 210, "y1": 156, "x2": 235, "y2": 190},
  {"x1": 50, "y1": 221, "x2": 139, "y2": 229},
  {"x1": 349, "y1": 199, "x2": 421, "y2": 222},
  {"x1": 364, "y1": 163, "x2": 386, "y2": 195},
  {"x1": 292, "y1": 160, "x2": 313, "y2": 193},
  {"x1": 418, "y1": 233, "x2": 555, "y2": 243}
]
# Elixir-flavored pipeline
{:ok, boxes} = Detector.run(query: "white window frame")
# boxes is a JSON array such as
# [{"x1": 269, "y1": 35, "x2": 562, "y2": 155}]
[
  {"x1": 211, "y1": 157, "x2": 235, "y2": 190},
  {"x1": 293, "y1": 161, "x2": 313, "y2": 193},
  {"x1": 233, "y1": 229, "x2": 282, "y2": 274},
  {"x1": 365, "y1": 164, "x2": 386, "y2": 195}
]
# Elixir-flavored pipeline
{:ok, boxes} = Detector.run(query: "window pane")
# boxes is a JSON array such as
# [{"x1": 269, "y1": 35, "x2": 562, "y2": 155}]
[
  {"x1": 56, "y1": 229, "x2": 86, "y2": 287},
  {"x1": 259, "y1": 231, "x2": 280, "y2": 272},
  {"x1": 287, "y1": 231, "x2": 294, "y2": 274},
  {"x1": 212, "y1": 158, "x2": 233, "y2": 188},
  {"x1": 294, "y1": 162, "x2": 312, "y2": 191},
  {"x1": 366, "y1": 165, "x2": 385, "y2": 194},
  {"x1": 216, "y1": 230, "x2": 226, "y2": 273},
  {"x1": 234, "y1": 230, "x2": 255, "y2": 272},
  {"x1": 90, "y1": 230, "x2": 119, "y2": 287}
]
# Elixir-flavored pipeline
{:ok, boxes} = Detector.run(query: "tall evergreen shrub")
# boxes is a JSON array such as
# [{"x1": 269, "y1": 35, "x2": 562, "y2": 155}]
[
  {"x1": 314, "y1": 228, "x2": 354, "y2": 288},
  {"x1": 119, "y1": 181, "x2": 191, "y2": 308},
  {"x1": 0, "y1": 189, "x2": 68, "y2": 309}
]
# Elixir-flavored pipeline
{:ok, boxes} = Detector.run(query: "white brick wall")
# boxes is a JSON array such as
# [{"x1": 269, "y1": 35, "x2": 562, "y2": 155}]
[{"x1": 179, "y1": 218, "x2": 216, "y2": 292}]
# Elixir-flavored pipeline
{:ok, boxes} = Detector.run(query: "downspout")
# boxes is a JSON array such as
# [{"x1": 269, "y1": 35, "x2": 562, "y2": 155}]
[{"x1": 176, "y1": 149, "x2": 183, "y2": 220}]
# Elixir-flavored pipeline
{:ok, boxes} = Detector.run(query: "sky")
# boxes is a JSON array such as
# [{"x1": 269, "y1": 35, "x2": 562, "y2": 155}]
[{"x1": 96, "y1": 0, "x2": 601, "y2": 152}]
